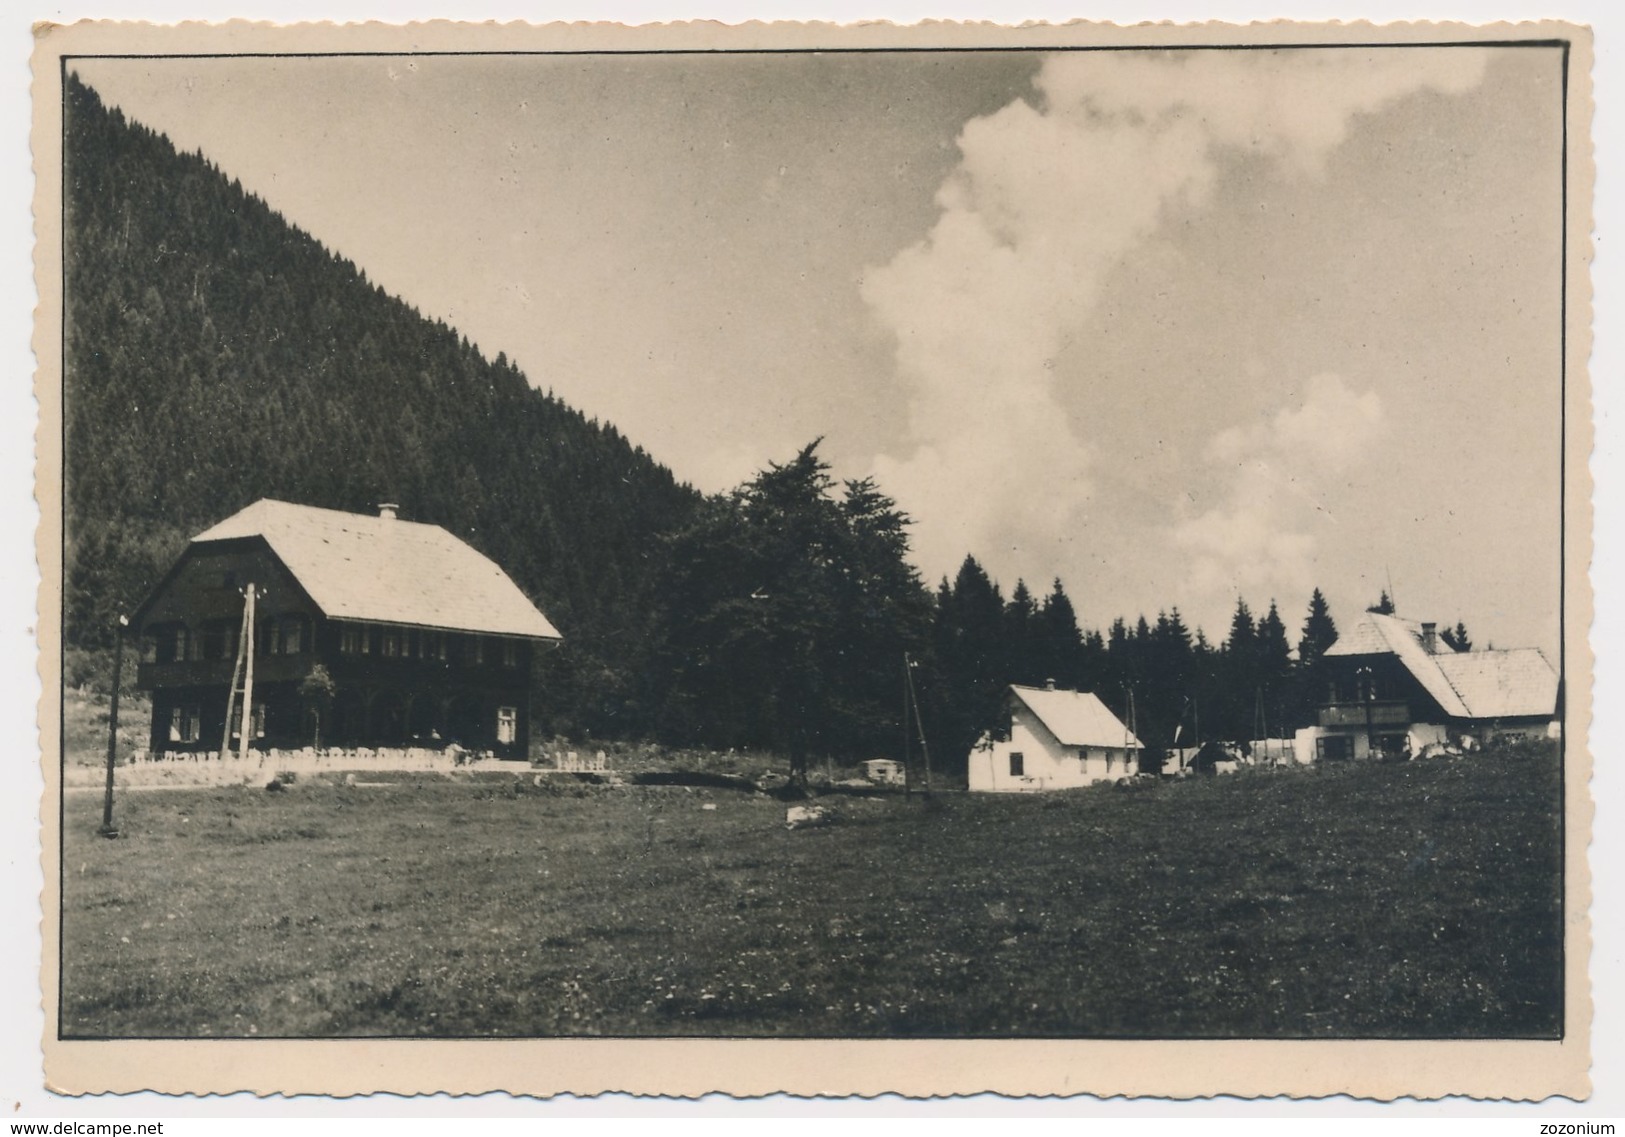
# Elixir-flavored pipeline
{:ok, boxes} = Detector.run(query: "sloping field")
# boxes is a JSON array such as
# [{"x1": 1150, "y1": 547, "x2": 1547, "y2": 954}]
[{"x1": 58, "y1": 745, "x2": 1563, "y2": 1038}]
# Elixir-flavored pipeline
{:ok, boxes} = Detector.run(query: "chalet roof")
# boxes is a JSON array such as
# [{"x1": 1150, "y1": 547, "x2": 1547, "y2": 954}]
[
  {"x1": 1324, "y1": 610, "x2": 1557, "y2": 721},
  {"x1": 1326, "y1": 611, "x2": 1470, "y2": 718},
  {"x1": 1009, "y1": 684, "x2": 1144, "y2": 750},
  {"x1": 1435, "y1": 648, "x2": 1560, "y2": 720},
  {"x1": 192, "y1": 499, "x2": 562, "y2": 641}
]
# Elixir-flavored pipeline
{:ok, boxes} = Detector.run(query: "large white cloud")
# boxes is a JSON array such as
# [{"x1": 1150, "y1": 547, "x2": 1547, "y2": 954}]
[
  {"x1": 861, "y1": 48, "x2": 1487, "y2": 590},
  {"x1": 1172, "y1": 372, "x2": 1385, "y2": 621}
]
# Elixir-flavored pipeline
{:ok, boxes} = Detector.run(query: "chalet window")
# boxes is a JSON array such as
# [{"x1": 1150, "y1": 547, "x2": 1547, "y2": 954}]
[
  {"x1": 1009, "y1": 752, "x2": 1024, "y2": 777},
  {"x1": 340, "y1": 626, "x2": 363, "y2": 654},
  {"x1": 424, "y1": 632, "x2": 446, "y2": 661},
  {"x1": 155, "y1": 626, "x2": 184, "y2": 663},
  {"x1": 497, "y1": 706, "x2": 517, "y2": 745},
  {"x1": 466, "y1": 636, "x2": 485, "y2": 666},
  {"x1": 282, "y1": 618, "x2": 303, "y2": 655},
  {"x1": 230, "y1": 702, "x2": 268, "y2": 741},
  {"x1": 502, "y1": 640, "x2": 519, "y2": 668},
  {"x1": 169, "y1": 705, "x2": 200, "y2": 744},
  {"x1": 261, "y1": 620, "x2": 282, "y2": 656},
  {"x1": 381, "y1": 632, "x2": 400, "y2": 658},
  {"x1": 186, "y1": 627, "x2": 204, "y2": 662},
  {"x1": 362, "y1": 627, "x2": 372, "y2": 655}
]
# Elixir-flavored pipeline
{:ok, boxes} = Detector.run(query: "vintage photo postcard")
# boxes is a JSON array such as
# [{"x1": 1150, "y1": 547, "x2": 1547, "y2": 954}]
[{"x1": 34, "y1": 17, "x2": 1593, "y2": 1100}]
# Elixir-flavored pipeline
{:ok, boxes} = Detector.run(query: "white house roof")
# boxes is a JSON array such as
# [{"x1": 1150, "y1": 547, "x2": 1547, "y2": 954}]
[
  {"x1": 1010, "y1": 684, "x2": 1144, "y2": 750},
  {"x1": 1324, "y1": 610, "x2": 1557, "y2": 721},
  {"x1": 1435, "y1": 648, "x2": 1559, "y2": 719},
  {"x1": 192, "y1": 499, "x2": 562, "y2": 641}
]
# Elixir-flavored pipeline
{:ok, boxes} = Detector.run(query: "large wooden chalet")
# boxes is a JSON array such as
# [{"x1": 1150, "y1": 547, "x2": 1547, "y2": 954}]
[
  {"x1": 131, "y1": 499, "x2": 562, "y2": 759},
  {"x1": 1316, "y1": 610, "x2": 1559, "y2": 760}
]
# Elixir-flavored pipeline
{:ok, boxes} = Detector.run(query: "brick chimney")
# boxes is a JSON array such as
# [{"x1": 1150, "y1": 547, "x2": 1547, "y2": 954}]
[
  {"x1": 1421, "y1": 622, "x2": 1438, "y2": 654},
  {"x1": 378, "y1": 503, "x2": 399, "y2": 521}
]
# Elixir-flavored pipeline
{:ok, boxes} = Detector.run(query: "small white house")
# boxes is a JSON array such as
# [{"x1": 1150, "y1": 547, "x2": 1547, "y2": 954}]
[
  {"x1": 862, "y1": 758, "x2": 905, "y2": 786},
  {"x1": 968, "y1": 681, "x2": 1144, "y2": 793}
]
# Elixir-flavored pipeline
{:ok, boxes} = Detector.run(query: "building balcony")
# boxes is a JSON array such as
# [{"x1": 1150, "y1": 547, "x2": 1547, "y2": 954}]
[
  {"x1": 1318, "y1": 700, "x2": 1412, "y2": 729},
  {"x1": 137, "y1": 654, "x2": 314, "y2": 689}
]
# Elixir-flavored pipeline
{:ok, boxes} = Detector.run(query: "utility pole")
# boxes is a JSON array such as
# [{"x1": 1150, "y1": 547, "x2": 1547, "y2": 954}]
[
  {"x1": 904, "y1": 654, "x2": 931, "y2": 796},
  {"x1": 99, "y1": 615, "x2": 128, "y2": 838},
  {"x1": 224, "y1": 584, "x2": 259, "y2": 762},
  {"x1": 902, "y1": 652, "x2": 912, "y2": 799},
  {"x1": 1357, "y1": 663, "x2": 1376, "y2": 760},
  {"x1": 240, "y1": 585, "x2": 257, "y2": 762},
  {"x1": 1254, "y1": 687, "x2": 1268, "y2": 765}
]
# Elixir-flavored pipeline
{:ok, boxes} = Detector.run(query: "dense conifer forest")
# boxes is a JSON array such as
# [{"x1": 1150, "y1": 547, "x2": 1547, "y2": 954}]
[
  {"x1": 63, "y1": 74, "x2": 699, "y2": 733},
  {"x1": 63, "y1": 72, "x2": 1368, "y2": 774}
]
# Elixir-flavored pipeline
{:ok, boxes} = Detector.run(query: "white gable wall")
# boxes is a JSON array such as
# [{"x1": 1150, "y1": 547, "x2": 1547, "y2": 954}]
[{"x1": 968, "y1": 700, "x2": 1137, "y2": 793}]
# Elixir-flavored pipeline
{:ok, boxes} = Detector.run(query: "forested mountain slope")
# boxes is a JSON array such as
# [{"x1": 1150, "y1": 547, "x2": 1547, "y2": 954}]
[{"x1": 62, "y1": 74, "x2": 699, "y2": 732}]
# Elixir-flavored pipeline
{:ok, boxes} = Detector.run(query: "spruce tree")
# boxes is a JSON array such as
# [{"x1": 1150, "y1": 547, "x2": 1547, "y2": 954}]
[
  {"x1": 1294, "y1": 588, "x2": 1339, "y2": 726},
  {"x1": 1005, "y1": 580, "x2": 1039, "y2": 686},
  {"x1": 1441, "y1": 621, "x2": 1473, "y2": 652},
  {"x1": 1035, "y1": 579, "x2": 1084, "y2": 691}
]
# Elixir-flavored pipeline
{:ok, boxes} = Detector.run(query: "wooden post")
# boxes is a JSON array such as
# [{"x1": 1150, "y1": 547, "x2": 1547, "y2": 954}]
[
  {"x1": 239, "y1": 583, "x2": 257, "y2": 763},
  {"x1": 99, "y1": 616, "x2": 127, "y2": 837},
  {"x1": 902, "y1": 653, "x2": 912, "y2": 799}
]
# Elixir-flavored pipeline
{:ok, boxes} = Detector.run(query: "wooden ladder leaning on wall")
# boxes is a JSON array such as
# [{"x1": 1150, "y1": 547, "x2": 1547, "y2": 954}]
[{"x1": 219, "y1": 582, "x2": 258, "y2": 762}]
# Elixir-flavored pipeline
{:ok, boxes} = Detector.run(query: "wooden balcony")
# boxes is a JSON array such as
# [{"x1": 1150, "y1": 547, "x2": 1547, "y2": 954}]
[
  {"x1": 137, "y1": 654, "x2": 314, "y2": 689},
  {"x1": 1318, "y1": 700, "x2": 1412, "y2": 729}
]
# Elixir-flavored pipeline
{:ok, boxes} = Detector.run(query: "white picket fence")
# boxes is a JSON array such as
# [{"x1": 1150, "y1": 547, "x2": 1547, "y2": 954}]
[{"x1": 102, "y1": 744, "x2": 613, "y2": 788}]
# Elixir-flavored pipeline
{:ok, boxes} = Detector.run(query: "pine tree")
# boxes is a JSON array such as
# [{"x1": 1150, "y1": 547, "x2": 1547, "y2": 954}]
[
  {"x1": 1035, "y1": 579, "x2": 1084, "y2": 691},
  {"x1": 929, "y1": 555, "x2": 1009, "y2": 780},
  {"x1": 652, "y1": 442, "x2": 931, "y2": 781},
  {"x1": 1254, "y1": 600, "x2": 1293, "y2": 741},
  {"x1": 1004, "y1": 580, "x2": 1039, "y2": 685},
  {"x1": 1218, "y1": 598, "x2": 1259, "y2": 740},
  {"x1": 1298, "y1": 588, "x2": 1339, "y2": 667},
  {"x1": 1256, "y1": 601, "x2": 1292, "y2": 684},
  {"x1": 1441, "y1": 621, "x2": 1473, "y2": 652},
  {"x1": 1295, "y1": 588, "x2": 1340, "y2": 728}
]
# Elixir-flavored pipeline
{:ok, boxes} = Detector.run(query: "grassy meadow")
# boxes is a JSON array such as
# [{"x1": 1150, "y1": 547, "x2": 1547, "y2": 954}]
[{"x1": 59, "y1": 744, "x2": 1563, "y2": 1039}]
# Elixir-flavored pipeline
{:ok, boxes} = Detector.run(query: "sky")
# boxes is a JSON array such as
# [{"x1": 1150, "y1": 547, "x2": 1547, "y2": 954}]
[{"x1": 72, "y1": 44, "x2": 1567, "y2": 654}]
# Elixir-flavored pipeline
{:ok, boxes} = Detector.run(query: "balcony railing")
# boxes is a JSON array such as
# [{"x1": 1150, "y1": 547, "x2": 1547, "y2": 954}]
[
  {"x1": 137, "y1": 655, "x2": 314, "y2": 688},
  {"x1": 1318, "y1": 700, "x2": 1412, "y2": 728}
]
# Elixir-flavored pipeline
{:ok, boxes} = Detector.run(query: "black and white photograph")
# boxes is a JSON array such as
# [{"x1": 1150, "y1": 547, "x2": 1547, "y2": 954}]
[{"x1": 36, "y1": 17, "x2": 1592, "y2": 1100}]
